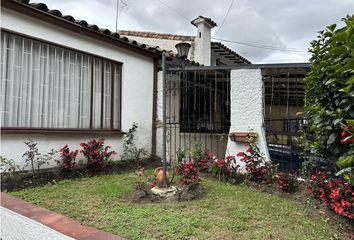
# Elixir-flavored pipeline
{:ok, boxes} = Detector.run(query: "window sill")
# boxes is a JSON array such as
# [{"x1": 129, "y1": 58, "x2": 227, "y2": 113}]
[{"x1": 1, "y1": 128, "x2": 125, "y2": 135}]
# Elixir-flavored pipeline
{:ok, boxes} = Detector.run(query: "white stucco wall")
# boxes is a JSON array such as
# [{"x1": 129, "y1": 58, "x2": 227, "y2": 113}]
[
  {"x1": 119, "y1": 35, "x2": 195, "y2": 61},
  {"x1": 0, "y1": 8, "x2": 155, "y2": 168},
  {"x1": 1, "y1": 207, "x2": 74, "y2": 240},
  {"x1": 194, "y1": 23, "x2": 211, "y2": 66},
  {"x1": 226, "y1": 69, "x2": 270, "y2": 169}
]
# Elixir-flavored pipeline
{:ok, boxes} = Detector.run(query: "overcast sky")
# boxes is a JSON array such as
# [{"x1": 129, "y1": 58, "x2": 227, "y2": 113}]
[{"x1": 36, "y1": 0, "x2": 353, "y2": 63}]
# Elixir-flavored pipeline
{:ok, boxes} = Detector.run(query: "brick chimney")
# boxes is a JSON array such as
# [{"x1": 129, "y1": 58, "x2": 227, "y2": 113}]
[{"x1": 191, "y1": 16, "x2": 217, "y2": 66}]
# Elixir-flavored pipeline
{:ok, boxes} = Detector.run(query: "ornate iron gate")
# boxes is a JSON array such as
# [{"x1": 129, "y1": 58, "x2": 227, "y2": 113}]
[{"x1": 165, "y1": 69, "x2": 231, "y2": 163}]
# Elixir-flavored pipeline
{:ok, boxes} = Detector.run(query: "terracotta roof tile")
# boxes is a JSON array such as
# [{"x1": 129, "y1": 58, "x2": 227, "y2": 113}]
[
  {"x1": 191, "y1": 16, "x2": 217, "y2": 28},
  {"x1": 119, "y1": 31, "x2": 250, "y2": 64},
  {"x1": 7, "y1": 1, "x2": 228, "y2": 66},
  {"x1": 7, "y1": 0, "x2": 163, "y2": 57},
  {"x1": 119, "y1": 30, "x2": 195, "y2": 41}
]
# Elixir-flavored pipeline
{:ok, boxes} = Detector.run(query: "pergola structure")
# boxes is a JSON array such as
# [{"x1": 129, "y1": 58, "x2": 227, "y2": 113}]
[
  {"x1": 263, "y1": 67, "x2": 308, "y2": 108},
  {"x1": 211, "y1": 42, "x2": 251, "y2": 65}
]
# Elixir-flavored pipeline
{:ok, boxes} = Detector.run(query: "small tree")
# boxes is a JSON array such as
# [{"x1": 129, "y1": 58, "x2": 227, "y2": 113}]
[
  {"x1": 304, "y1": 15, "x2": 354, "y2": 162},
  {"x1": 22, "y1": 139, "x2": 56, "y2": 174}
]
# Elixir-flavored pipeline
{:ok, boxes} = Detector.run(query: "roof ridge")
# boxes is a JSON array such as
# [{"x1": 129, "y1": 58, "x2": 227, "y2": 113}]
[{"x1": 119, "y1": 30, "x2": 195, "y2": 41}]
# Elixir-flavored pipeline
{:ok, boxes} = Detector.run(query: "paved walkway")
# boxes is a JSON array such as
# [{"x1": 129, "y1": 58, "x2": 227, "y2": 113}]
[{"x1": 1, "y1": 193, "x2": 125, "y2": 240}]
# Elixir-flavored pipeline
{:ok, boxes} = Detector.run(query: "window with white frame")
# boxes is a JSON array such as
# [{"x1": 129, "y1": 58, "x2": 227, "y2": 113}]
[{"x1": 0, "y1": 32, "x2": 121, "y2": 130}]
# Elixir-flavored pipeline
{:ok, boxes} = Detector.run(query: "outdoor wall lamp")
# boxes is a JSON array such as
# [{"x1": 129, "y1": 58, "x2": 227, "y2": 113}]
[{"x1": 175, "y1": 42, "x2": 191, "y2": 59}]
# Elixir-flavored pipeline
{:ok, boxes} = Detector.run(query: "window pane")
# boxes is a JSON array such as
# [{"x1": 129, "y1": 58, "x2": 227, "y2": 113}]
[
  {"x1": 92, "y1": 58, "x2": 102, "y2": 129},
  {"x1": 113, "y1": 64, "x2": 121, "y2": 129},
  {"x1": 1, "y1": 32, "x2": 121, "y2": 130},
  {"x1": 103, "y1": 61, "x2": 111, "y2": 129},
  {"x1": 79, "y1": 55, "x2": 90, "y2": 128}
]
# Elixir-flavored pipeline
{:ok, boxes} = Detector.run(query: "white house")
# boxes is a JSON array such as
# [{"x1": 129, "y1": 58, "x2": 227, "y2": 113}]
[
  {"x1": 120, "y1": 17, "x2": 309, "y2": 166},
  {"x1": 0, "y1": 0, "x2": 260, "y2": 170},
  {"x1": 119, "y1": 16, "x2": 252, "y2": 161},
  {"x1": 1, "y1": 0, "x2": 164, "y2": 168}
]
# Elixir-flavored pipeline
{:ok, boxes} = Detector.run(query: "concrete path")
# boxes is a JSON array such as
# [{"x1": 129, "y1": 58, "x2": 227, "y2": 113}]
[{"x1": 1, "y1": 207, "x2": 74, "y2": 240}]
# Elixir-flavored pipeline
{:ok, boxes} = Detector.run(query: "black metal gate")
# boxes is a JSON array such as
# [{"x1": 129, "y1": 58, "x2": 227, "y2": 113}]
[
  {"x1": 163, "y1": 64, "x2": 309, "y2": 169},
  {"x1": 165, "y1": 69, "x2": 231, "y2": 162},
  {"x1": 262, "y1": 67, "x2": 308, "y2": 172}
]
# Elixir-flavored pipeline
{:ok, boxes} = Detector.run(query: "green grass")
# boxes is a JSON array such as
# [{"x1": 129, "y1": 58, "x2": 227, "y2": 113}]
[{"x1": 11, "y1": 170, "x2": 339, "y2": 240}]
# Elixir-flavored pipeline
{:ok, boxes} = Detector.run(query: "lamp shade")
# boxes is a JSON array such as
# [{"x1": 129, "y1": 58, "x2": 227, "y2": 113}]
[{"x1": 175, "y1": 42, "x2": 191, "y2": 58}]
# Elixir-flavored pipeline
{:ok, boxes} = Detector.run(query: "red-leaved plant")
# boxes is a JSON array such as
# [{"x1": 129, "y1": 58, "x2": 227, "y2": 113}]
[
  {"x1": 276, "y1": 171, "x2": 298, "y2": 192},
  {"x1": 176, "y1": 161, "x2": 200, "y2": 186},
  {"x1": 194, "y1": 149, "x2": 215, "y2": 172},
  {"x1": 210, "y1": 156, "x2": 240, "y2": 181},
  {"x1": 56, "y1": 145, "x2": 78, "y2": 173},
  {"x1": 306, "y1": 169, "x2": 354, "y2": 219},
  {"x1": 340, "y1": 124, "x2": 354, "y2": 145},
  {"x1": 237, "y1": 143, "x2": 276, "y2": 183},
  {"x1": 305, "y1": 169, "x2": 329, "y2": 200},
  {"x1": 80, "y1": 139, "x2": 116, "y2": 170}
]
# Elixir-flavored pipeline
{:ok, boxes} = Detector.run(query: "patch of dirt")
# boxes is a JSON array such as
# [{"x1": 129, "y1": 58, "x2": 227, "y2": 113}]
[{"x1": 126, "y1": 183, "x2": 206, "y2": 203}]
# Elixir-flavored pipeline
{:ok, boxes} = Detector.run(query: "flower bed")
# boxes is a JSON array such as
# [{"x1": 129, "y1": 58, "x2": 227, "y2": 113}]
[
  {"x1": 10, "y1": 170, "x2": 352, "y2": 240},
  {"x1": 306, "y1": 169, "x2": 353, "y2": 219}
]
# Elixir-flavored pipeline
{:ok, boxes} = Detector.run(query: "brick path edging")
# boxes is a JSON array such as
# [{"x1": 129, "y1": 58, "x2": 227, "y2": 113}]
[{"x1": 1, "y1": 193, "x2": 125, "y2": 240}]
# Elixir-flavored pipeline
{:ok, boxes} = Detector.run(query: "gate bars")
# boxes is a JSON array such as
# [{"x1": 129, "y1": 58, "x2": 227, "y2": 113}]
[
  {"x1": 165, "y1": 69, "x2": 231, "y2": 163},
  {"x1": 163, "y1": 64, "x2": 309, "y2": 172}
]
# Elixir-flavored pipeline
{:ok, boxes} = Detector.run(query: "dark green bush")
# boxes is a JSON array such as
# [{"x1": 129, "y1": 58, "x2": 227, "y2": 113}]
[{"x1": 305, "y1": 15, "x2": 354, "y2": 162}]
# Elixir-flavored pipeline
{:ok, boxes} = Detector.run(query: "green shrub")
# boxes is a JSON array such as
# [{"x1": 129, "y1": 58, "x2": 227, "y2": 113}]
[
  {"x1": 0, "y1": 156, "x2": 22, "y2": 179},
  {"x1": 304, "y1": 15, "x2": 354, "y2": 161},
  {"x1": 22, "y1": 139, "x2": 56, "y2": 174},
  {"x1": 121, "y1": 123, "x2": 147, "y2": 161},
  {"x1": 336, "y1": 123, "x2": 354, "y2": 183},
  {"x1": 80, "y1": 139, "x2": 116, "y2": 171}
]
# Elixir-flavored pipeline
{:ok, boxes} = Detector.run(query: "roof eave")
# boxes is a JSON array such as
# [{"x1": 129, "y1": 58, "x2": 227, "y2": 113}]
[{"x1": 2, "y1": 0, "x2": 161, "y2": 59}]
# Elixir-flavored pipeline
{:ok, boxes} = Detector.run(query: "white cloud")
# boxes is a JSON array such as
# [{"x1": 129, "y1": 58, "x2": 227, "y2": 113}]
[{"x1": 33, "y1": 0, "x2": 354, "y2": 63}]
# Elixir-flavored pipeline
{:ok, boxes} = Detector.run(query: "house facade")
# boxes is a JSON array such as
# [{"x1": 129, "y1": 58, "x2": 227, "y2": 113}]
[
  {"x1": 2, "y1": 0, "x2": 306, "y2": 172},
  {"x1": 1, "y1": 1, "x2": 255, "y2": 169},
  {"x1": 1, "y1": 0, "x2": 162, "y2": 168}
]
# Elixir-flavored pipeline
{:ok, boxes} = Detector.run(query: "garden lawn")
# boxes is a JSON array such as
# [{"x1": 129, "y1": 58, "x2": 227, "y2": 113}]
[{"x1": 11, "y1": 170, "x2": 340, "y2": 240}]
